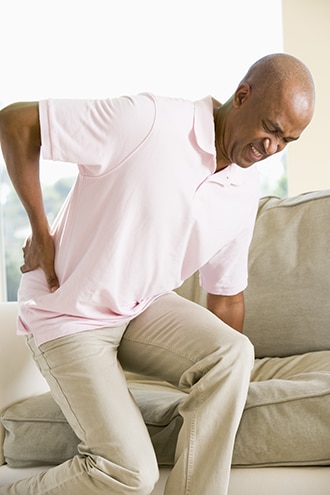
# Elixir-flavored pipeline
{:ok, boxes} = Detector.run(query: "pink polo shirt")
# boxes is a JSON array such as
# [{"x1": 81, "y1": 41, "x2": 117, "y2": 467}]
[{"x1": 17, "y1": 93, "x2": 260, "y2": 346}]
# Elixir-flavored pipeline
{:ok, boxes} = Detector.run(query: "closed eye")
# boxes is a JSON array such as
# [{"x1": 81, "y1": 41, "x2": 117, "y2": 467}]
[
  {"x1": 262, "y1": 120, "x2": 281, "y2": 135},
  {"x1": 262, "y1": 120, "x2": 299, "y2": 143}
]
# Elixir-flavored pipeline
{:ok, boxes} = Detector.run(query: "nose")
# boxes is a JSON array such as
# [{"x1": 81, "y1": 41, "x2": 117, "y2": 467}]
[{"x1": 264, "y1": 137, "x2": 286, "y2": 155}]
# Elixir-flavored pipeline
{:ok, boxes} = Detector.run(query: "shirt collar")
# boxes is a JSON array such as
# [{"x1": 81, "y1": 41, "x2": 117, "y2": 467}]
[
  {"x1": 193, "y1": 96, "x2": 250, "y2": 187},
  {"x1": 193, "y1": 96, "x2": 217, "y2": 159}
]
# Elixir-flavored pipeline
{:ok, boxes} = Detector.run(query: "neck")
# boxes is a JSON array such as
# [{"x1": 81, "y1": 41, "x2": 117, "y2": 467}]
[{"x1": 213, "y1": 99, "x2": 232, "y2": 171}]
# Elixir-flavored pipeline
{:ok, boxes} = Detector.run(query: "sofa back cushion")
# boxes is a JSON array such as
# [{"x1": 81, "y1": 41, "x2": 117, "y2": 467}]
[
  {"x1": 176, "y1": 190, "x2": 330, "y2": 358},
  {"x1": 244, "y1": 190, "x2": 330, "y2": 357}
]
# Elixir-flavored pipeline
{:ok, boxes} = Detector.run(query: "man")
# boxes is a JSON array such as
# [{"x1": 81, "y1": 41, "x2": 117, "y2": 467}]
[{"x1": 0, "y1": 53, "x2": 314, "y2": 495}]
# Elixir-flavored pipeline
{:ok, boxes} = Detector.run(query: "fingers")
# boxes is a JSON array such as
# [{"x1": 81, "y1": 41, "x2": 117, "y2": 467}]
[
  {"x1": 20, "y1": 263, "x2": 30, "y2": 274},
  {"x1": 20, "y1": 237, "x2": 60, "y2": 293},
  {"x1": 20, "y1": 244, "x2": 38, "y2": 273},
  {"x1": 20, "y1": 262, "x2": 59, "y2": 292},
  {"x1": 20, "y1": 263, "x2": 59, "y2": 292},
  {"x1": 46, "y1": 273, "x2": 60, "y2": 293}
]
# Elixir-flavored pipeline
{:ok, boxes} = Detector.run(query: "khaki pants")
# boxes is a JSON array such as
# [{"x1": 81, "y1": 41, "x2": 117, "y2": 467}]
[{"x1": 2, "y1": 292, "x2": 254, "y2": 495}]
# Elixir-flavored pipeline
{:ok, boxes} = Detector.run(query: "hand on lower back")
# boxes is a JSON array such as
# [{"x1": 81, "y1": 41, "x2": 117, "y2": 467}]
[{"x1": 20, "y1": 234, "x2": 59, "y2": 292}]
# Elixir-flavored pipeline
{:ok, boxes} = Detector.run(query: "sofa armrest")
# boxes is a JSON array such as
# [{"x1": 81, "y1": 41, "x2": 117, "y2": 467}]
[{"x1": 0, "y1": 302, "x2": 49, "y2": 465}]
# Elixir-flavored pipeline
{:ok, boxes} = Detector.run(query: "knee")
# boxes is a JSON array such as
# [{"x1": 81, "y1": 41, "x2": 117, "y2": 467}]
[
  {"x1": 123, "y1": 465, "x2": 159, "y2": 495},
  {"x1": 86, "y1": 454, "x2": 159, "y2": 494},
  {"x1": 227, "y1": 330, "x2": 255, "y2": 368},
  {"x1": 134, "y1": 463, "x2": 159, "y2": 495},
  {"x1": 180, "y1": 329, "x2": 254, "y2": 390}
]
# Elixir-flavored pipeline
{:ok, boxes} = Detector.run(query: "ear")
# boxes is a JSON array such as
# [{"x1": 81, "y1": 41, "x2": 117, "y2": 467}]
[{"x1": 233, "y1": 82, "x2": 251, "y2": 108}]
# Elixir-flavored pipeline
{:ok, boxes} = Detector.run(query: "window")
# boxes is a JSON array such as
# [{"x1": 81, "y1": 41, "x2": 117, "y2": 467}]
[
  {"x1": 0, "y1": 0, "x2": 284, "y2": 301},
  {"x1": 0, "y1": 160, "x2": 77, "y2": 300}
]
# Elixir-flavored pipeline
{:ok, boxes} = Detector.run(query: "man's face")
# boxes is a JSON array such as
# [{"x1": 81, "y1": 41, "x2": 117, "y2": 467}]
[{"x1": 220, "y1": 83, "x2": 313, "y2": 169}]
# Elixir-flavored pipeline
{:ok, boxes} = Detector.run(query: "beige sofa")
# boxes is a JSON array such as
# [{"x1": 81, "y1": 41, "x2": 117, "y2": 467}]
[{"x1": 1, "y1": 190, "x2": 330, "y2": 494}]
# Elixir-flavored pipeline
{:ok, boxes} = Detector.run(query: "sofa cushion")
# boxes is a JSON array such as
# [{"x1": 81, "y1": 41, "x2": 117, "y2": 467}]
[
  {"x1": 1, "y1": 383, "x2": 183, "y2": 469},
  {"x1": 2, "y1": 351, "x2": 330, "y2": 468},
  {"x1": 244, "y1": 191, "x2": 330, "y2": 357}
]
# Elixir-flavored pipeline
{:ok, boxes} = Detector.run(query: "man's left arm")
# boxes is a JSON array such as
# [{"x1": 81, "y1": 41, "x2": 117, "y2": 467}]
[{"x1": 207, "y1": 292, "x2": 245, "y2": 332}]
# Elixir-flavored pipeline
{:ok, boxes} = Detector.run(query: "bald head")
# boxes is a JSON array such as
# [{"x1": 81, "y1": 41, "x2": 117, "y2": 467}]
[
  {"x1": 214, "y1": 53, "x2": 315, "y2": 170},
  {"x1": 241, "y1": 53, "x2": 315, "y2": 115}
]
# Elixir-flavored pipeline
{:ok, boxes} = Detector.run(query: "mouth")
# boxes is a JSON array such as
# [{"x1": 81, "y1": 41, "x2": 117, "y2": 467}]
[{"x1": 249, "y1": 144, "x2": 263, "y2": 161}]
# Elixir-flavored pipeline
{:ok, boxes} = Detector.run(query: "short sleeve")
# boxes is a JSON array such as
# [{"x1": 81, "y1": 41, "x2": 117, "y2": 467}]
[
  {"x1": 199, "y1": 223, "x2": 256, "y2": 296},
  {"x1": 39, "y1": 93, "x2": 156, "y2": 175}
]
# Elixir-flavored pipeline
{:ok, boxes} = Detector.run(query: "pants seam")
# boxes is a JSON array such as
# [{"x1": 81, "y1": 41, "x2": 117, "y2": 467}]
[
  {"x1": 29, "y1": 339, "x2": 87, "y2": 440},
  {"x1": 122, "y1": 335, "x2": 200, "y2": 365}
]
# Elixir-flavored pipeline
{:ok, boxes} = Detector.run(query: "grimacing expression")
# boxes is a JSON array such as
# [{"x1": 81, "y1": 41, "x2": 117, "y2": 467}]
[{"x1": 223, "y1": 83, "x2": 313, "y2": 169}]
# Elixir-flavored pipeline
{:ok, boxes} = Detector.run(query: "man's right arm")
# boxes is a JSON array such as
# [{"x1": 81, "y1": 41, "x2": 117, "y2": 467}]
[{"x1": 0, "y1": 102, "x2": 59, "y2": 292}]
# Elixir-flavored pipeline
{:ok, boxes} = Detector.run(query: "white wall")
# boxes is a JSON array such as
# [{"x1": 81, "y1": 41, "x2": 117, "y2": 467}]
[
  {"x1": 1, "y1": 0, "x2": 283, "y2": 102},
  {"x1": 282, "y1": 0, "x2": 330, "y2": 195}
]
